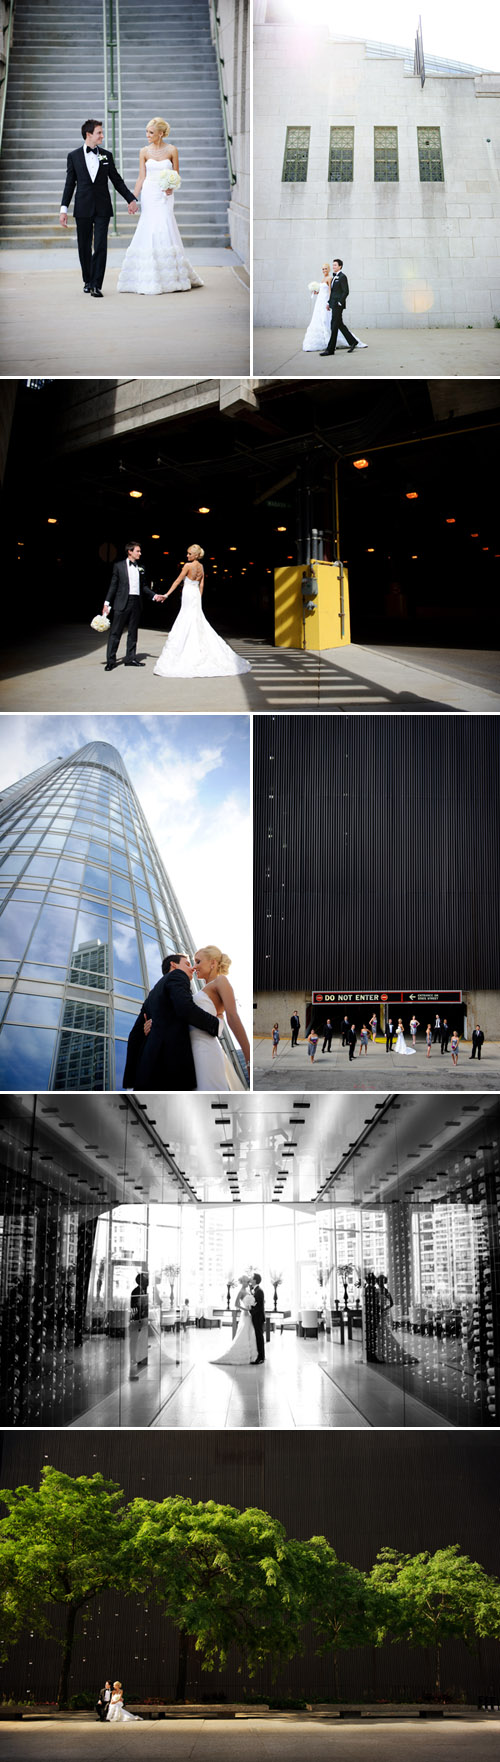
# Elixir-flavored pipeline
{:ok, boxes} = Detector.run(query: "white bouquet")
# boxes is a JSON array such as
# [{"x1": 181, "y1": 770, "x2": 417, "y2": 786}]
[
  {"x1": 157, "y1": 165, "x2": 181, "y2": 192},
  {"x1": 308, "y1": 280, "x2": 321, "y2": 293},
  {"x1": 90, "y1": 614, "x2": 110, "y2": 633}
]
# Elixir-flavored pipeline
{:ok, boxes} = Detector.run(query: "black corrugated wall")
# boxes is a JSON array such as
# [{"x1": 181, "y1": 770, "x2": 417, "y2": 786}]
[
  {"x1": 1, "y1": 1433, "x2": 500, "y2": 1703},
  {"x1": 254, "y1": 716, "x2": 500, "y2": 991}
]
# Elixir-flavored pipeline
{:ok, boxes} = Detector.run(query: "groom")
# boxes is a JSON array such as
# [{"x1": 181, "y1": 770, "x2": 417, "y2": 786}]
[
  {"x1": 251, "y1": 1274, "x2": 266, "y2": 1364},
  {"x1": 320, "y1": 257, "x2": 358, "y2": 356},
  {"x1": 103, "y1": 542, "x2": 155, "y2": 670},
  {"x1": 60, "y1": 118, "x2": 138, "y2": 295},
  {"x1": 123, "y1": 953, "x2": 221, "y2": 1091}
]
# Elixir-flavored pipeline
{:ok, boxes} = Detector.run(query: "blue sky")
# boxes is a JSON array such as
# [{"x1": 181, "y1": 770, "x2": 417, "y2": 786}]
[{"x1": 0, "y1": 714, "x2": 252, "y2": 1026}]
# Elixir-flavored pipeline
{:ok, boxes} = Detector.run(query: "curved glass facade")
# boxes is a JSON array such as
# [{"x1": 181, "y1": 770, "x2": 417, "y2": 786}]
[{"x1": 0, "y1": 743, "x2": 197, "y2": 1090}]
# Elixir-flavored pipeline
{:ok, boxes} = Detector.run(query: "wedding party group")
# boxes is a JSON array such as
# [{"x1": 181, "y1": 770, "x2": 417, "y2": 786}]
[
  {"x1": 60, "y1": 116, "x2": 203, "y2": 298},
  {"x1": 123, "y1": 949, "x2": 250, "y2": 1092},
  {"x1": 302, "y1": 258, "x2": 367, "y2": 356},
  {"x1": 95, "y1": 542, "x2": 251, "y2": 678}
]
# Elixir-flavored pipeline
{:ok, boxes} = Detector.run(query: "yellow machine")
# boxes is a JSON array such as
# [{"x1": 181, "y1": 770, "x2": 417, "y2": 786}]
[{"x1": 274, "y1": 559, "x2": 351, "y2": 650}]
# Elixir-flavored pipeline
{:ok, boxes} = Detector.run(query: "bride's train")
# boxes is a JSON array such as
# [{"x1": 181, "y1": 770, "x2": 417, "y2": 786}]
[
  {"x1": 154, "y1": 579, "x2": 251, "y2": 678},
  {"x1": 117, "y1": 160, "x2": 203, "y2": 295}
]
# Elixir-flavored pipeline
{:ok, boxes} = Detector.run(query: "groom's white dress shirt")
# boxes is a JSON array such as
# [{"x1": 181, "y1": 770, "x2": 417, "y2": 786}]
[
  {"x1": 127, "y1": 560, "x2": 140, "y2": 595},
  {"x1": 60, "y1": 144, "x2": 100, "y2": 214}
]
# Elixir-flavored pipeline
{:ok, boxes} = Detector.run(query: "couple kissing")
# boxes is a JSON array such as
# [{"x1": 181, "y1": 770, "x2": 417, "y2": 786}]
[{"x1": 123, "y1": 947, "x2": 250, "y2": 1092}]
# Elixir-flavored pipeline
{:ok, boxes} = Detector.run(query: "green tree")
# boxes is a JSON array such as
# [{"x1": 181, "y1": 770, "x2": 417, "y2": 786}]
[
  {"x1": 369, "y1": 1546, "x2": 500, "y2": 1696},
  {"x1": 298, "y1": 1536, "x2": 375, "y2": 1698},
  {"x1": 128, "y1": 1496, "x2": 309, "y2": 1700},
  {"x1": 0, "y1": 1466, "x2": 136, "y2": 1708}
]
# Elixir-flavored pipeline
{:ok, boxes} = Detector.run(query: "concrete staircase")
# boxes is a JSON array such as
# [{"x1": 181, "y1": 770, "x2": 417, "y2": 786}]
[{"x1": 0, "y1": 0, "x2": 231, "y2": 249}]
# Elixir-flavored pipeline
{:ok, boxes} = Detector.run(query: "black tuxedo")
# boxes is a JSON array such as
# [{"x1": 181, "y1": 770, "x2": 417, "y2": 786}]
[
  {"x1": 341, "y1": 1017, "x2": 350, "y2": 1046},
  {"x1": 322, "y1": 1023, "x2": 333, "y2": 1052},
  {"x1": 323, "y1": 269, "x2": 357, "y2": 354},
  {"x1": 61, "y1": 145, "x2": 135, "y2": 289},
  {"x1": 348, "y1": 1027, "x2": 357, "y2": 1061},
  {"x1": 95, "y1": 1687, "x2": 111, "y2": 1722},
  {"x1": 385, "y1": 1021, "x2": 395, "y2": 1052},
  {"x1": 251, "y1": 1284, "x2": 265, "y2": 1362},
  {"x1": 123, "y1": 967, "x2": 220, "y2": 1092},
  {"x1": 290, "y1": 1012, "x2": 300, "y2": 1046},
  {"x1": 471, "y1": 1028, "x2": 484, "y2": 1060},
  {"x1": 105, "y1": 558, "x2": 153, "y2": 666},
  {"x1": 441, "y1": 1022, "x2": 450, "y2": 1053}
]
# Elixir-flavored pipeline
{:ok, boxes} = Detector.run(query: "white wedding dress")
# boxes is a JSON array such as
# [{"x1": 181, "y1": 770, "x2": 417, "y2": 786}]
[
  {"x1": 190, "y1": 989, "x2": 229, "y2": 1091},
  {"x1": 107, "y1": 1697, "x2": 142, "y2": 1723},
  {"x1": 302, "y1": 280, "x2": 367, "y2": 351},
  {"x1": 395, "y1": 1028, "x2": 416, "y2": 1057},
  {"x1": 154, "y1": 577, "x2": 251, "y2": 677},
  {"x1": 212, "y1": 1291, "x2": 256, "y2": 1364},
  {"x1": 117, "y1": 158, "x2": 203, "y2": 295}
]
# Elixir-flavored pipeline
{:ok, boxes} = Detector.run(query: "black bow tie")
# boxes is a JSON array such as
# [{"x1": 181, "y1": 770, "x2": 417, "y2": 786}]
[{"x1": 86, "y1": 146, "x2": 99, "y2": 155}]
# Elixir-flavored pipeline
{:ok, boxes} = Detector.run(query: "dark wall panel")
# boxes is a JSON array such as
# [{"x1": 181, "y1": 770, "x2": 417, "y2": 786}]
[
  {"x1": 254, "y1": 716, "x2": 500, "y2": 990},
  {"x1": 1, "y1": 1433, "x2": 499, "y2": 1704}
]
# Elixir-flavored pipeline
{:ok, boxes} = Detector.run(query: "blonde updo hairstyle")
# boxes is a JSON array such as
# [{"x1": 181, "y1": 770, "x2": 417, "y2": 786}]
[
  {"x1": 200, "y1": 944, "x2": 231, "y2": 977},
  {"x1": 147, "y1": 117, "x2": 170, "y2": 141},
  {"x1": 188, "y1": 543, "x2": 204, "y2": 560}
]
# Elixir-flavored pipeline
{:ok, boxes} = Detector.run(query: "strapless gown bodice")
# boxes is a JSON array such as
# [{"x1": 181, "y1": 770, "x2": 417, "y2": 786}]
[
  {"x1": 154, "y1": 577, "x2": 251, "y2": 678},
  {"x1": 117, "y1": 155, "x2": 203, "y2": 295}
]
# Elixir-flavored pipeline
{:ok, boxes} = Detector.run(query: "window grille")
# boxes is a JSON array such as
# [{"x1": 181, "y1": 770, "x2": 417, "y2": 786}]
[
  {"x1": 418, "y1": 126, "x2": 444, "y2": 181},
  {"x1": 282, "y1": 126, "x2": 310, "y2": 182},
  {"x1": 374, "y1": 126, "x2": 399, "y2": 181},
  {"x1": 329, "y1": 127, "x2": 354, "y2": 182}
]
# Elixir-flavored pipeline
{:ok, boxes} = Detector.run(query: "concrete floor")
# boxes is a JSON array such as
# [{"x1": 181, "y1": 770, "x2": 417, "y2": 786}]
[
  {"x1": 253, "y1": 326, "x2": 500, "y2": 378},
  {"x1": 253, "y1": 1039, "x2": 500, "y2": 1092},
  {"x1": 1, "y1": 626, "x2": 499, "y2": 714},
  {"x1": 2, "y1": 1716, "x2": 499, "y2": 1761},
  {"x1": 0, "y1": 249, "x2": 250, "y2": 375}
]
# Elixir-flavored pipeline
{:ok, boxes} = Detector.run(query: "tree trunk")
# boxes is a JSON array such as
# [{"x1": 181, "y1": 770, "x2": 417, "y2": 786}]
[
  {"x1": 333, "y1": 1648, "x2": 340, "y2": 1699},
  {"x1": 176, "y1": 1629, "x2": 191, "y2": 1702},
  {"x1": 435, "y1": 1640, "x2": 441, "y2": 1696},
  {"x1": 57, "y1": 1603, "x2": 78, "y2": 1709}
]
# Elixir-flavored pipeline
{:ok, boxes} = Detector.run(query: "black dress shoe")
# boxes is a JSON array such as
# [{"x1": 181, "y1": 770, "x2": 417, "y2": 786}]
[
  {"x1": 319, "y1": 349, "x2": 334, "y2": 356},
  {"x1": 83, "y1": 282, "x2": 91, "y2": 292},
  {"x1": 125, "y1": 659, "x2": 145, "y2": 667},
  {"x1": 91, "y1": 287, "x2": 103, "y2": 298},
  {"x1": 104, "y1": 662, "x2": 116, "y2": 672},
  {"x1": 347, "y1": 342, "x2": 358, "y2": 353}
]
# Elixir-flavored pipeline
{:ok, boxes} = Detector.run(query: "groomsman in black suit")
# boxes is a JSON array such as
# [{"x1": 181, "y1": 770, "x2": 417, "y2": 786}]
[
  {"x1": 322, "y1": 1018, "x2": 333, "y2": 1052},
  {"x1": 290, "y1": 1009, "x2": 300, "y2": 1046},
  {"x1": 341, "y1": 1014, "x2": 350, "y2": 1046},
  {"x1": 348, "y1": 1023, "x2": 357, "y2": 1061},
  {"x1": 103, "y1": 542, "x2": 155, "y2": 670},
  {"x1": 385, "y1": 1018, "x2": 395, "y2": 1053},
  {"x1": 441, "y1": 1019, "x2": 450, "y2": 1054},
  {"x1": 470, "y1": 1025, "x2": 485, "y2": 1060},
  {"x1": 60, "y1": 118, "x2": 138, "y2": 294}
]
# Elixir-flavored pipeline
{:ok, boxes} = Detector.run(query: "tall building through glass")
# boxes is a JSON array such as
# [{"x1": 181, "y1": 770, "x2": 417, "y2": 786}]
[{"x1": 0, "y1": 741, "x2": 201, "y2": 1090}]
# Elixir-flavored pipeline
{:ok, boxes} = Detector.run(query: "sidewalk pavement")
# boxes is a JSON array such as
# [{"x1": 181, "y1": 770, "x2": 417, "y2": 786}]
[
  {"x1": 1, "y1": 628, "x2": 499, "y2": 714},
  {"x1": 253, "y1": 326, "x2": 500, "y2": 377},
  {"x1": 1, "y1": 1714, "x2": 499, "y2": 1761},
  {"x1": 0, "y1": 248, "x2": 249, "y2": 375},
  {"x1": 254, "y1": 1038, "x2": 500, "y2": 1092}
]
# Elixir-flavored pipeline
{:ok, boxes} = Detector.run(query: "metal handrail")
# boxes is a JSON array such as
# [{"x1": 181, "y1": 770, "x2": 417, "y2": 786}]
[
  {"x1": 103, "y1": 0, "x2": 123, "y2": 232},
  {"x1": 115, "y1": 0, "x2": 123, "y2": 175},
  {"x1": 0, "y1": 0, "x2": 15, "y2": 159},
  {"x1": 209, "y1": 0, "x2": 237, "y2": 187}
]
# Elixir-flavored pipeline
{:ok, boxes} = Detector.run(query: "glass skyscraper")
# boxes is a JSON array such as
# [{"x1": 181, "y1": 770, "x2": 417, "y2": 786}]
[{"x1": 0, "y1": 741, "x2": 208, "y2": 1090}]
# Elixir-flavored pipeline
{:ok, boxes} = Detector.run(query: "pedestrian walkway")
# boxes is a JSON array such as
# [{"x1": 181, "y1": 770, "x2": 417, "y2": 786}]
[
  {"x1": 254, "y1": 326, "x2": 500, "y2": 377},
  {"x1": 0, "y1": 250, "x2": 249, "y2": 375},
  {"x1": 253, "y1": 1038, "x2": 500, "y2": 1092},
  {"x1": 3, "y1": 627, "x2": 498, "y2": 714},
  {"x1": 3, "y1": 1713, "x2": 499, "y2": 1761}
]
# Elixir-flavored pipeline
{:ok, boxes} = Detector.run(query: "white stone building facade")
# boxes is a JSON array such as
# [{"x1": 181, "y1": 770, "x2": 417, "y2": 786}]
[{"x1": 254, "y1": 15, "x2": 500, "y2": 328}]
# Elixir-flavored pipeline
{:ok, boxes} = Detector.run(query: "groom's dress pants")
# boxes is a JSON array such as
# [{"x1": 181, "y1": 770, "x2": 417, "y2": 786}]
[
  {"x1": 107, "y1": 595, "x2": 140, "y2": 665},
  {"x1": 326, "y1": 300, "x2": 357, "y2": 354},
  {"x1": 76, "y1": 213, "x2": 109, "y2": 289}
]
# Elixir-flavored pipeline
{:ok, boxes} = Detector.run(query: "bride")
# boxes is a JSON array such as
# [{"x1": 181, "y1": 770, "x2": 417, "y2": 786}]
[
  {"x1": 212, "y1": 1278, "x2": 256, "y2": 1365},
  {"x1": 190, "y1": 946, "x2": 250, "y2": 1090},
  {"x1": 394, "y1": 1017, "x2": 416, "y2": 1057},
  {"x1": 106, "y1": 1682, "x2": 142, "y2": 1723},
  {"x1": 117, "y1": 117, "x2": 203, "y2": 295},
  {"x1": 153, "y1": 545, "x2": 251, "y2": 677},
  {"x1": 302, "y1": 264, "x2": 367, "y2": 352}
]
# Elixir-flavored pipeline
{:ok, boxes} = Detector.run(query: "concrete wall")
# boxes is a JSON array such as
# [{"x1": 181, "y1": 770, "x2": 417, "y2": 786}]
[
  {"x1": 52, "y1": 377, "x2": 257, "y2": 450},
  {"x1": 465, "y1": 991, "x2": 500, "y2": 1040},
  {"x1": 254, "y1": 990, "x2": 309, "y2": 1034},
  {"x1": 253, "y1": 28, "x2": 500, "y2": 327},
  {"x1": 210, "y1": 0, "x2": 250, "y2": 265}
]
